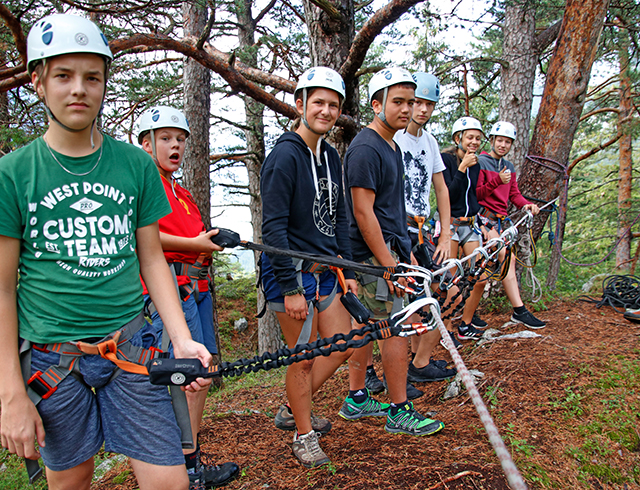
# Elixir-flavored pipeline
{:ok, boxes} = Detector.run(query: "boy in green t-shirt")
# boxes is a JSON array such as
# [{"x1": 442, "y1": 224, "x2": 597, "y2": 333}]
[{"x1": 0, "y1": 14, "x2": 211, "y2": 490}]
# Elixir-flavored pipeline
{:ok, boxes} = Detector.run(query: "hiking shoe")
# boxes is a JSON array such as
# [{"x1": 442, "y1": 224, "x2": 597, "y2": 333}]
[
  {"x1": 365, "y1": 367, "x2": 385, "y2": 394},
  {"x1": 457, "y1": 322, "x2": 484, "y2": 340},
  {"x1": 292, "y1": 430, "x2": 330, "y2": 468},
  {"x1": 385, "y1": 402, "x2": 445, "y2": 436},
  {"x1": 200, "y1": 462, "x2": 240, "y2": 488},
  {"x1": 339, "y1": 389, "x2": 390, "y2": 420},
  {"x1": 382, "y1": 375, "x2": 424, "y2": 400},
  {"x1": 407, "y1": 360, "x2": 456, "y2": 383},
  {"x1": 471, "y1": 312, "x2": 488, "y2": 329},
  {"x1": 511, "y1": 309, "x2": 546, "y2": 329},
  {"x1": 274, "y1": 404, "x2": 332, "y2": 435},
  {"x1": 624, "y1": 308, "x2": 640, "y2": 323},
  {"x1": 189, "y1": 472, "x2": 206, "y2": 490},
  {"x1": 440, "y1": 330, "x2": 462, "y2": 349},
  {"x1": 431, "y1": 358, "x2": 449, "y2": 368}
]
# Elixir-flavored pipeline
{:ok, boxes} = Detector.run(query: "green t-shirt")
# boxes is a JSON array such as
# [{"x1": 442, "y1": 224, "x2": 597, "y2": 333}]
[{"x1": 0, "y1": 135, "x2": 171, "y2": 343}]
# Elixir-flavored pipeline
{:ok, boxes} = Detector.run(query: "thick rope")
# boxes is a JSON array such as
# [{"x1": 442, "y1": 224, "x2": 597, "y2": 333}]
[{"x1": 435, "y1": 305, "x2": 528, "y2": 490}]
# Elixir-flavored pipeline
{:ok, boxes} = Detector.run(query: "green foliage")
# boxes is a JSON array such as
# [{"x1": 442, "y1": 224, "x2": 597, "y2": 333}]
[
  {"x1": 550, "y1": 358, "x2": 640, "y2": 486},
  {"x1": 0, "y1": 452, "x2": 47, "y2": 490}
]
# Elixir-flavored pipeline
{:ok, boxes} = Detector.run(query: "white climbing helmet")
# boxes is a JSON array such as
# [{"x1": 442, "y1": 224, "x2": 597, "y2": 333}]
[
  {"x1": 368, "y1": 67, "x2": 416, "y2": 126},
  {"x1": 489, "y1": 121, "x2": 517, "y2": 141},
  {"x1": 137, "y1": 106, "x2": 190, "y2": 144},
  {"x1": 27, "y1": 13, "x2": 113, "y2": 75},
  {"x1": 451, "y1": 116, "x2": 485, "y2": 141},
  {"x1": 295, "y1": 67, "x2": 345, "y2": 135},
  {"x1": 296, "y1": 66, "x2": 346, "y2": 100},
  {"x1": 368, "y1": 67, "x2": 416, "y2": 103},
  {"x1": 412, "y1": 72, "x2": 440, "y2": 103}
]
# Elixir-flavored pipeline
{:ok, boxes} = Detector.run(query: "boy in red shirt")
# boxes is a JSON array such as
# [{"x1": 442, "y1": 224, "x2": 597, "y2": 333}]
[{"x1": 137, "y1": 106, "x2": 239, "y2": 488}]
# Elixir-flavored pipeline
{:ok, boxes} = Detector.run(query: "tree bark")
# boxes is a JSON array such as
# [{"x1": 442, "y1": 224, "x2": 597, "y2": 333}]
[
  {"x1": 235, "y1": 0, "x2": 282, "y2": 353},
  {"x1": 303, "y1": 0, "x2": 358, "y2": 152},
  {"x1": 516, "y1": 0, "x2": 610, "y2": 288},
  {"x1": 183, "y1": 0, "x2": 212, "y2": 227},
  {"x1": 499, "y1": 2, "x2": 536, "y2": 173},
  {"x1": 616, "y1": 21, "x2": 632, "y2": 272}
]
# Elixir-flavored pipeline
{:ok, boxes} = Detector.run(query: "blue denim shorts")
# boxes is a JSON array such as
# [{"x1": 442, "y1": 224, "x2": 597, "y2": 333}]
[
  {"x1": 145, "y1": 291, "x2": 217, "y2": 355},
  {"x1": 29, "y1": 322, "x2": 185, "y2": 471},
  {"x1": 261, "y1": 254, "x2": 336, "y2": 303}
]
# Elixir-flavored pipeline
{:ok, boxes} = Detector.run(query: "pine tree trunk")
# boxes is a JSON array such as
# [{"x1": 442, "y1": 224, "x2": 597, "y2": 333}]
[
  {"x1": 616, "y1": 23, "x2": 632, "y2": 272},
  {"x1": 499, "y1": 3, "x2": 536, "y2": 173},
  {"x1": 517, "y1": 0, "x2": 610, "y2": 288},
  {"x1": 302, "y1": 0, "x2": 358, "y2": 153},
  {"x1": 183, "y1": 0, "x2": 212, "y2": 227},
  {"x1": 235, "y1": 0, "x2": 282, "y2": 353}
]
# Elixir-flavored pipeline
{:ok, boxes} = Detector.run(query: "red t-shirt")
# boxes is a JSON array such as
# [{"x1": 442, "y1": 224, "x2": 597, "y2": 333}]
[{"x1": 142, "y1": 176, "x2": 210, "y2": 294}]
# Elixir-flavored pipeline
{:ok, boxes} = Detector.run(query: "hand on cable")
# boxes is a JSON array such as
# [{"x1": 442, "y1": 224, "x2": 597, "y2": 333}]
[
  {"x1": 172, "y1": 338, "x2": 213, "y2": 392},
  {"x1": 523, "y1": 203, "x2": 540, "y2": 215}
]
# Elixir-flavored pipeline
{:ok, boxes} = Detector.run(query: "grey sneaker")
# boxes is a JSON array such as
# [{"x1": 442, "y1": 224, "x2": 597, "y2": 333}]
[
  {"x1": 292, "y1": 430, "x2": 330, "y2": 468},
  {"x1": 338, "y1": 389, "x2": 390, "y2": 420},
  {"x1": 385, "y1": 402, "x2": 445, "y2": 436},
  {"x1": 274, "y1": 404, "x2": 331, "y2": 434}
]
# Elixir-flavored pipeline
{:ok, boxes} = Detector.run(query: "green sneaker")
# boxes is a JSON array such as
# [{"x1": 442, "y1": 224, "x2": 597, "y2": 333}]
[
  {"x1": 385, "y1": 402, "x2": 444, "y2": 436},
  {"x1": 339, "y1": 389, "x2": 390, "y2": 420}
]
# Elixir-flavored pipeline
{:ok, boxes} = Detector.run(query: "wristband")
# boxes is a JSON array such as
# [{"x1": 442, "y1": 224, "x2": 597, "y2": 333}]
[{"x1": 283, "y1": 286, "x2": 305, "y2": 296}]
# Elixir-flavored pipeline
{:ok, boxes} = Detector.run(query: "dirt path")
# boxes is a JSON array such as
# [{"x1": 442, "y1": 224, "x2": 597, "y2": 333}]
[{"x1": 94, "y1": 301, "x2": 640, "y2": 490}]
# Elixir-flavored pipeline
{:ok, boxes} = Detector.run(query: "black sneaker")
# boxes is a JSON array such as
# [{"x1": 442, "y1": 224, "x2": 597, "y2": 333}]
[
  {"x1": 200, "y1": 462, "x2": 240, "y2": 488},
  {"x1": 511, "y1": 309, "x2": 546, "y2": 329},
  {"x1": 383, "y1": 375, "x2": 424, "y2": 400},
  {"x1": 457, "y1": 322, "x2": 484, "y2": 340},
  {"x1": 430, "y1": 358, "x2": 448, "y2": 368},
  {"x1": 407, "y1": 360, "x2": 456, "y2": 383},
  {"x1": 365, "y1": 367, "x2": 385, "y2": 395},
  {"x1": 471, "y1": 312, "x2": 488, "y2": 329},
  {"x1": 440, "y1": 330, "x2": 462, "y2": 349}
]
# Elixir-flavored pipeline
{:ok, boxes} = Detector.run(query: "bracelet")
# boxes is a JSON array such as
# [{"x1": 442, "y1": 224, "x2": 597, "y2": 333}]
[{"x1": 283, "y1": 286, "x2": 305, "y2": 296}]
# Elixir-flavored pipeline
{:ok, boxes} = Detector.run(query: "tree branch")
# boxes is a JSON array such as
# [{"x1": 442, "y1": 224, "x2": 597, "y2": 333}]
[
  {"x1": 579, "y1": 107, "x2": 619, "y2": 122},
  {"x1": 255, "y1": 0, "x2": 278, "y2": 25},
  {"x1": 340, "y1": 0, "x2": 424, "y2": 81},
  {"x1": 0, "y1": 4, "x2": 27, "y2": 64},
  {"x1": 533, "y1": 19, "x2": 562, "y2": 54},
  {"x1": 569, "y1": 133, "x2": 622, "y2": 171},
  {"x1": 307, "y1": 0, "x2": 344, "y2": 22}
]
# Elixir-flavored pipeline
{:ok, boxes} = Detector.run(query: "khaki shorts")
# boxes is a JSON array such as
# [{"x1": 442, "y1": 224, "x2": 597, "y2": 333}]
[{"x1": 356, "y1": 255, "x2": 403, "y2": 320}]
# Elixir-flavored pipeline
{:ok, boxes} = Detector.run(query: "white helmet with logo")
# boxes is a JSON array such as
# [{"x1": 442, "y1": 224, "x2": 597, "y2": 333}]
[
  {"x1": 295, "y1": 67, "x2": 345, "y2": 135},
  {"x1": 27, "y1": 14, "x2": 113, "y2": 75},
  {"x1": 451, "y1": 116, "x2": 485, "y2": 142},
  {"x1": 137, "y1": 106, "x2": 190, "y2": 144},
  {"x1": 368, "y1": 67, "x2": 416, "y2": 102},
  {"x1": 489, "y1": 121, "x2": 517, "y2": 141},
  {"x1": 368, "y1": 67, "x2": 416, "y2": 126},
  {"x1": 412, "y1": 72, "x2": 440, "y2": 103},
  {"x1": 296, "y1": 66, "x2": 345, "y2": 100}
]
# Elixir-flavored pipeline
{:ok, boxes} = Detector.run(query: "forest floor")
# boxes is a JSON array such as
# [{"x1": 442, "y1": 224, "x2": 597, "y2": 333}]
[{"x1": 92, "y1": 293, "x2": 640, "y2": 490}]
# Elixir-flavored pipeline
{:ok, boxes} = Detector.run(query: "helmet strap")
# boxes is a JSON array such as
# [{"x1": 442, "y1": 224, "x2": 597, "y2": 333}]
[
  {"x1": 377, "y1": 87, "x2": 394, "y2": 130},
  {"x1": 150, "y1": 128, "x2": 158, "y2": 163}
]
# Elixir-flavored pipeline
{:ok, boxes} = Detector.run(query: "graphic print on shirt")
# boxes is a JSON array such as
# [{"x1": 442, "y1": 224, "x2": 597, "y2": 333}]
[
  {"x1": 27, "y1": 180, "x2": 135, "y2": 279},
  {"x1": 402, "y1": 149, "x2": 433, "y2": 217},
  {"x1": 313, "y1": 177, "x2": 339, "y2": 237}
]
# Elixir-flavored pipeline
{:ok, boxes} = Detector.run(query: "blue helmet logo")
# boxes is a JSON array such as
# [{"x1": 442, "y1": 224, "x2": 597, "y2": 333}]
[
  {"x1": 384, "y1": 71, "x2": 392, "y2": 80},
  {"x1": 307, "y1": 70, "x2": 315, "y2": 81},
  {"x1": 462, "y1": 119, "x2": 467, "y2": 126},
  {"x1": 151, "y1": 109, "x2": 160, "y2": 122}
]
